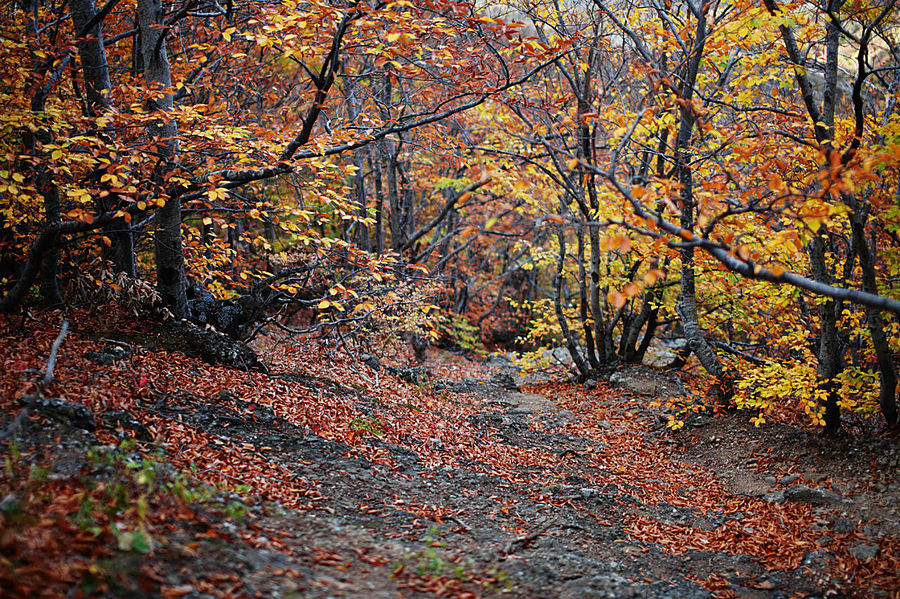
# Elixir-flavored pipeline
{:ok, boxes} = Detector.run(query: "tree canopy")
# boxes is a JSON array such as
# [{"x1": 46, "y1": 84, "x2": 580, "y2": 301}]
[{"x1": 3, "y1": 0, "x2": 900, "y2": 432}]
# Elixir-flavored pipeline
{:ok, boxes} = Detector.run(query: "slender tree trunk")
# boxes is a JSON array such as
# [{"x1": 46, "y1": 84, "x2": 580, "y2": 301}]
[
  {"x1": 343, "y1": 70, "x2": 369, "y2": 251},
  {"x1": 138, "y1": 0, "x2": 186, "y2": 318},
  {"x1": 813, "y1": 7, "x2": 845, "y2": 434},
  {"x1": 370, "y1": 145, "x2": 385, "y2": 254},
  {"x1": 23, "y1": 0, "x2": 62, "y2": 307},
  {"x1": 70, "y1": 0, "x2": 136, "y2": 277},
  {"x1": 674, "y1": 6, "x2": 728, "y2": 402},
  {"x1": 556, "y1": 225, "x2": 590, "y2": 378},
  {"x1": 849, "y1": 200, "x2": 898, "y2": 426},
  {"x1": 386, "y1": 143, "x2": 402, "y2": 250},
  {"x1": 578, "y1": 224, "x2": 600, "y2": 371},
  {"x1": 810, "y1": 235, "x2": 842, "y2": 433}
]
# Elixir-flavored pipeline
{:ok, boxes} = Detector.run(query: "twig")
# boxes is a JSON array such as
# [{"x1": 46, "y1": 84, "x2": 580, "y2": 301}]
[
  {"x1": 0, "y1": 320, "x2": 69, "y2": 443},
  {"x1": 41, "y1": 320, "x2": 69, "y2": 389},
  {"x1": 500, "y1": 519, "x2": 556, "y2": 558}
]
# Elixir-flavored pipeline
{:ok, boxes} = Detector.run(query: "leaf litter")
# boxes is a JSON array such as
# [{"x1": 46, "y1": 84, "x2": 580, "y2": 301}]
[{"x1": 1, "y1": 313, "x2": 898, "y2": 598}]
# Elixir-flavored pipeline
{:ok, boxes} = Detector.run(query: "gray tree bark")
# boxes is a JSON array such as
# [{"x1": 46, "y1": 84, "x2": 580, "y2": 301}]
[
  {"x1": 673, "y1": 5, "x2": 727, "y2": 400},
  {"x1": 70, "y1": 0, "x2": 136, "y2": 277},
  {"x1": 138, "y1": 0, "x2": 187, "y2": 318},
  {"x1": 24, "y1": 0, "x2": 62, "y2": 307}
]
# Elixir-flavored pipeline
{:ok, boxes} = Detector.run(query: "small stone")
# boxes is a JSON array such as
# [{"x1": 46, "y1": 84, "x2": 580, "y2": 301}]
[
  {"x1": 807, "y1": 472, "x2": 828, "y2": 484},
  {"x1": 784, "y1": 485, "x2": 849, "y2": 506},
  {"x1": 780, "y1": 474, "x2": 799, "y2": 486},
  {"x1": 816, "y1": 535, "x2": 833, "y2": 546},
  {"x1": 831, "y1": 518, "x2": 855, "y2": 534},
  {"x1": 848, "y1": 543, "x2": 880, "y2": 562},
  {"x1": 764, "y1": 476, "x2": 777, "y2": 485},
  {"x1": 584, "y1": 379, "x2": 598, "y2": 390},
  {"x1": 598, "y1": 420, "x2": 612, "y2": 430},
  {"x1": 763, "y1": 491, "x2": 785, "y2": 503}
]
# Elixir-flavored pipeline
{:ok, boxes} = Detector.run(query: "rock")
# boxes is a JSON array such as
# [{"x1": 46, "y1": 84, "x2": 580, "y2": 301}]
[
  {"x1": 848, "y1": 543, "x2": 880, "y2": 562},
  {"x1": 49, "y1": 456, "x2": 88, "y2": 479},
  {"x1": 186, "y1": 283, "x2": 263, "y2": 339},
  {"x1": 484, "y1": 352, "x2": 516, "y2": 368},
  {"x1": 780, "y1": 474, "x2": 799, "y2": 486},
  {"x1": 383, "y1": 365, "x2": 427, "y2": 384},
  {"x1": 360, "y1": 353, "x2": 380, "y2": 371},
  {"x1": 764, "y1": 476, "x2": 777, "y2": 485},
  {"x1": 24, "y1": 396, "x2": 96, "y2": 431},
  {"x1": 164, "y1": 322, "x2": 268, "y2": 372},
  {"x1": 783, "y1": 485, "x2": 849, "y2": 506},
  {"x1": 762, "y1": 491, "x2": 785, "y2": 503},
  {"x1": 608, "y1": 368, "x2": 667, "y2": 396},
  {"x1": 806, "y1": 472, "x2": 828, "y2": 483},
  {"x1": 831, "y1": 518, "x2": 855, "y2": 534},
  {"x1": 491, "y1": 371, "x2": 520, "y2": 391},
  {"x1": 100, "y1": 410, "x2": 152, "y2": 441},
  {"x1": 598, "y1": 420, "x2": 612, "y2": 430},
  {"x1": 584, "y1": 379, "x2": 598, "y2": 390},
  {"x1": 816, "y1": 535, "x2": 833, "y2": 546},
  {"x1": 84, "y1": 344, "x2": 132, "y2": 366}
]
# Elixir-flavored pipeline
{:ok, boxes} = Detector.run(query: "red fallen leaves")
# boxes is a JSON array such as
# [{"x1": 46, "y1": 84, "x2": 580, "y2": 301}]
[
  {"x1": 623, "y1": 510, "x2": 817, "y2": 571},
  {"x1": 3, "y1": 314, "x2": 899, "y2": 598},
  {"x1": 392, "y1": 562, "x2": 504, "y2": 599}
]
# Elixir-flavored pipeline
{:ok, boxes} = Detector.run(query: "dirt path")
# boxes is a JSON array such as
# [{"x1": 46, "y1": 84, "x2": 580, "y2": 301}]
[{"x1": 3, "y1": 333, "x2": 899, "y2": 598}]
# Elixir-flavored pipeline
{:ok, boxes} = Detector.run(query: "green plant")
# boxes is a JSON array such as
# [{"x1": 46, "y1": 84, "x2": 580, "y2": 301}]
[
  {"x1": 349, "y1": 416, "x2": 386, "y2": 437},
  {"x1": 223, "y1": 500, "x2": 249, "y2": 522}
]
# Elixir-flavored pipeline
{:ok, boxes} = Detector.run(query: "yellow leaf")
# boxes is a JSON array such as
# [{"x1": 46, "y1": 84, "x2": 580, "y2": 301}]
[
  {"x1": 566, "y1": 158, "x2": 579, "y2": 170},
  {"x1": 318, "y1": 299, "x2": 331, "y2": 309},
  {"x1": 202, "y1": 217, "x2": 213, "y2": 226},
  {"x1": 137, "y1": 200, "x2": 146, "y2": 210},
  {"x1": 102, "y1": 236, "x2": 112, "y2": 247}
]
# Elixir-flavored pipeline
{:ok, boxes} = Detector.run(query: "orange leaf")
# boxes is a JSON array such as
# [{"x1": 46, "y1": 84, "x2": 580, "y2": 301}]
[{"x1": 607, "y1": 290, "x2": 627, "y2": 309}]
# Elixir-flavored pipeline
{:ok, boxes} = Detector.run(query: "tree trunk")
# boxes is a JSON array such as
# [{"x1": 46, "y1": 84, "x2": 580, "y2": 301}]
[
  {"x1": 138, "y1": 0, "x2": 186, "y2": 318},
  {"x1": 849, "y1": 201, "x2": 898, "y2": 427},
  {"x1": 370, "y1": 145, "x2": 385, "y2": 254},
  {"x1": 813, "y1": 8, "x2": 845, "y2": 434},
  {"x1": 24, "y1": 0, "x2": 62, "y2": 307},
  {"x1": 70, "y1": 0, "x2": 136, "y2": 277},
  {"x1": 578, "y1": 224, "x2": 600, "y2": 371},
  {"x1": 674, "y1": 8, "x2": 726, "y2": 401},
  {"x1": 556, "y1": 226, "x2": 590, "y2": 379},
  {"x1": 343, "y1": 70, "x2": 369, "y2": 251}
]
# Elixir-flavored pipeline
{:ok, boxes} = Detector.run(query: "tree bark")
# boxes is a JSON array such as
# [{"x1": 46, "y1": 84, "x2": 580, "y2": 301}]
[
  {"x1": 556, "y1": 225, "x2": 590, "y2": 379},
  {"x1": 674, "y1": 5, "x2": 727, "y2": 400},
  {"x1": 23, "y1": 0, "x2": 62, "y2": 307},
  {"x1": 849, "y1": 200, "x2": 898, "y2": 426},
  {"x1": 138, "y1": 0, "x2": 186, "y2": 318},
  {"x1": 70, "y1": 0, "x2": 136, "y2": 277},
  {"x1": 813, "y1": 6, "x2": 845, "y2": 434}
]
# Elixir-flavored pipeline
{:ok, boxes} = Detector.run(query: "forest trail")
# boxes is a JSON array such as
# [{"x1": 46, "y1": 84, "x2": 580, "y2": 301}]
[{"x1": 2, "y1": 317, "x2": 899, "y2": 598}]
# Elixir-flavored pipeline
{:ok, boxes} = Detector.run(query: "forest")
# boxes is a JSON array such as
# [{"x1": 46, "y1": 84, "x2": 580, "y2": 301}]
[{"x1": 1, "y1": 0, "x2": 899, "y2": 597}]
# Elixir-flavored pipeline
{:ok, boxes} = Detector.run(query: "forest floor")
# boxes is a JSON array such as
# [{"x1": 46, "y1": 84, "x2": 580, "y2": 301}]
[{"x1": 1, "y1": 311, "x2": 899, "y2": 598}]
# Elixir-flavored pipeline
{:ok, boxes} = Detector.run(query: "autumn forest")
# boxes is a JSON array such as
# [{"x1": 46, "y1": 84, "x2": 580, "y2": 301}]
[{"x1": 2, "y1": 0, "x2": 900, "y2": 597}]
